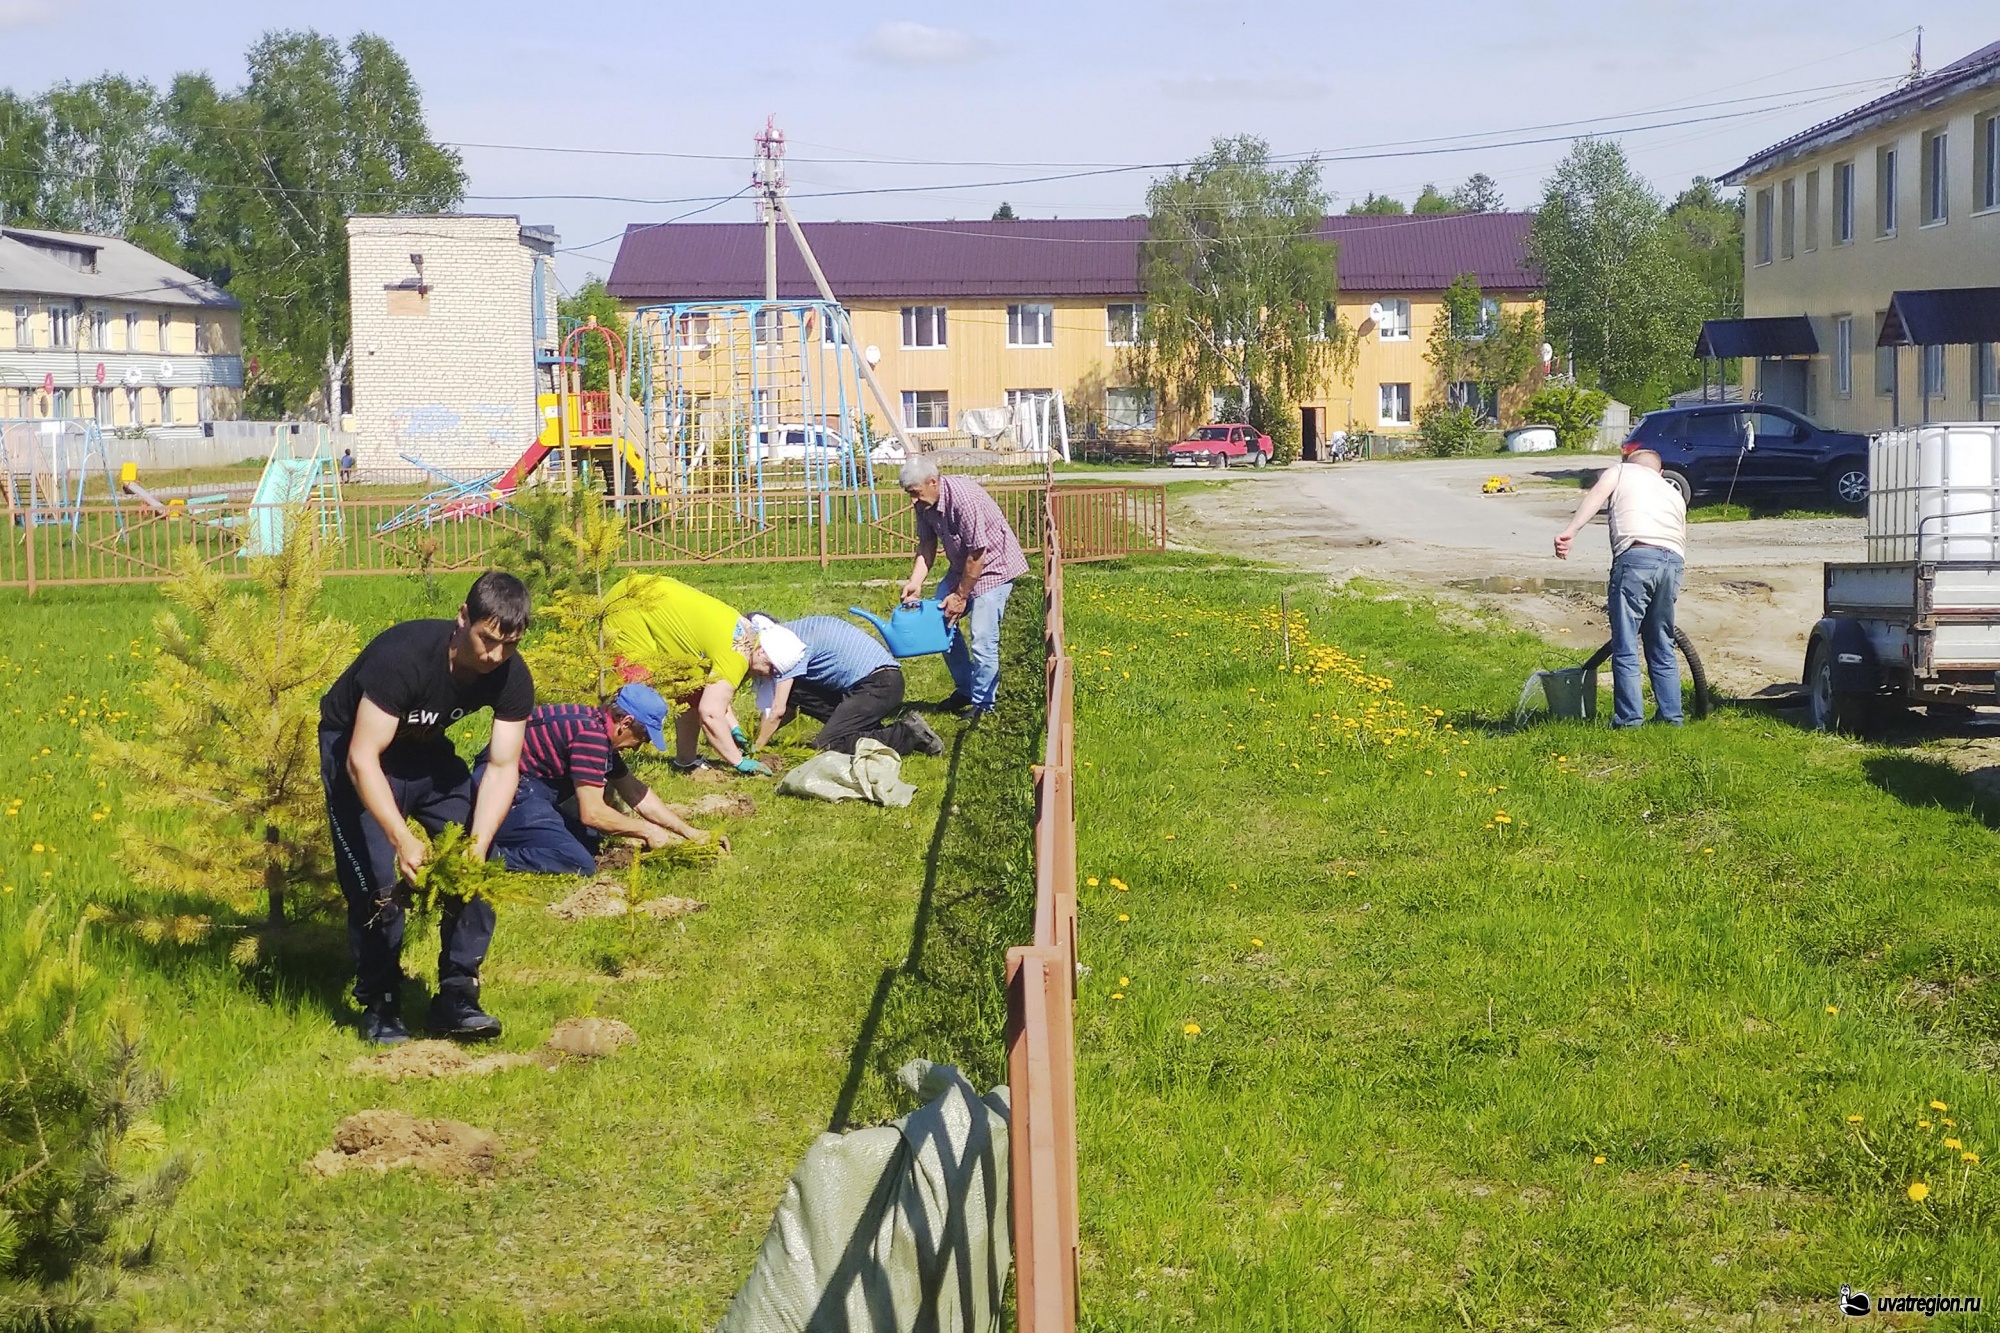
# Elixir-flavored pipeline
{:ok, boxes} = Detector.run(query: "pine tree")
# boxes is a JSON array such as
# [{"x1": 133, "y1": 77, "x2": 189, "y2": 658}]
[
  {"x1": 90, "y1": 515, "x2": 356, "y2": 926},
  {"x1": 1, "y1": 904, "x2": 182, "y2": 1331}
]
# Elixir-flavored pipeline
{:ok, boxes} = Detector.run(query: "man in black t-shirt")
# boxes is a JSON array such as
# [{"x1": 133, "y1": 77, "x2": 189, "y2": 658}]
[{"x1": 319, "y1": 570, "x2": 534, "y2": 1045}]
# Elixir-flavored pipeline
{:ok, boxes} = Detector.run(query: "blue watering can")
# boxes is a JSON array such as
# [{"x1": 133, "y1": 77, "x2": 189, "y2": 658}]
[{"x1": 848, "y1": 599, "x2": 953, "y2": 658}]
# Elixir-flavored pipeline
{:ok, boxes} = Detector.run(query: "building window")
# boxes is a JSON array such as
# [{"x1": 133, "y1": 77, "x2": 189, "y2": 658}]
[
  {"x1": 1376, "y1": 298, "x2": 1411, "y2": 341},
  {"x1": 753, "y1": 308, "x2": 785, "y2": 345},
  {"x1": 1779, "y1": 177, "x2": 1796, "y2": 259},
  {"x1": 820, "y1": 310, "x2": 847, "y2": 346},
  {"x1": 156, "y1": 387, "x2": 173, "y2": 426},
  {"x1": 9, "y1": 304, "x2": 25, "y2": 349},
  {"x1": 123, "y1": 385, "x2": 140, "y2": 425},
  {"x1": 1834, "y1": 161, "x2": 1855, "y2": 243},
  {"x1": 901, "y1": 389, "x2": 949, "y2": 431},
  {"x1": 1006, "y1": 388, "x2": 1053, "y2": 412},
  {"x1": 1210, "y1": 386, "x2": 1245, "y2": 421},
  {"x1": 86, "y1": 308, "x2": 109, "y2": 350},
  {"x1": 194, "y1": 319, "x2": 211, "y2": 354},
  {"x1": 900, "y1": 305, "x2": 947, "y2": 349},
  {"x1": 1922, "y1": 129, "x2": 1949, "y2": 225},
  {"x1": 1833, "y1": 315, "x2": 1852, "y2": 398},
  {"x1": 125, "y1": 310, "x2": 140, "y2": 350},
  {"x1": 92, "y1": 386, "x2": 113, "y2": 422},
  {"x1": 12, "y1": 388, "x2": 31, "y2": 418},
  {"x1": 1923, "y1": 344, "x2": 1946, "y2": 397},
  {"x1": 1105, "y1": 303, "x2": 1144, "y2": 346},
  {"x1": 50, "y1": 387, "x2": 71, "y2": 418},
  {"x1": 1982, "y1": 112, "x2": 2000, "y2": 211},
  {"x1": 1803, "y1": 169, "x2": 1820, "y2": 251},
  {"x1": 157, "y1": 310, "x2": 173, "y2": 352},
  {"x1": 1982, "y1": 343, "x2": 2000, "y2": 400},
  {"x1": 196, "y1": 386, "x2": 215, "y2": 422},
  {"x1": 1379, "y1": 382, "x2": 1412, "y2": 426},
  {"x1": 1754, "y1": 188, "x2": 1774, "y2": 264},
  {"x1": 1878, "y1": 143, "x2": 1899, "y2": 236},
  {"x1": 1104, "y1": 387, "x2": 1156, "y2": 431},
  {"x1": 674, "y1": 312, "x2": 709, "y2": 348},
  {"x1": 48, "y1": 305, "x2": 73, "y2": 348},
  {"x1": 1875, "y1": 313, "x2": 1896, "y2": 397},
  {"x1": 1006, "y1": 303, "x2": 1053, "y2": 347}
]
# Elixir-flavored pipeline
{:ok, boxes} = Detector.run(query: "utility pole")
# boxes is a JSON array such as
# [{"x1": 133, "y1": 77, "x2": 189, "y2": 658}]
[{"x1": 755, "y1": 117, "x2": 784, "y2": 307}]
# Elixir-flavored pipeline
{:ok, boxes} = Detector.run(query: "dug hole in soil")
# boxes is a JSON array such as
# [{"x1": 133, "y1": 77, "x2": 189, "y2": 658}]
[{"x1": 547, "y1": 877, "x2": 707, "y2": 921}]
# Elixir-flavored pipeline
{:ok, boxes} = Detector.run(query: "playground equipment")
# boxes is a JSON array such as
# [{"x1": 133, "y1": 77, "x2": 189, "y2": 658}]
[
  {"x1": 122, "y1": 424, "x2": 344, "y2": 555},
  {"x1": 627, "y1": 299, "x2": 884, "y2": 521},
  {"x1": 553, "y1": 317, "x2": 663, "y2": 497},
  {"x1": 0, "y1": 417, "x2": 121, "y2": 531}
]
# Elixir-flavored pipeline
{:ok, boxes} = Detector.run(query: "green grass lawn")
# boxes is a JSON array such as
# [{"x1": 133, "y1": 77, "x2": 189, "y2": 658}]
[
  {"x1": 1067, "y1": 558, "x2": 2000, "y2": 1329},
  {"x1": 0, "y1": 564, "x2": 1042, "y2": 1331}
]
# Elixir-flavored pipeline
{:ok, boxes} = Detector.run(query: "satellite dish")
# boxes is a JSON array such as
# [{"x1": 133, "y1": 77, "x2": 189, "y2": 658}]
[
  {"x1": 122, "y1": 367, "x2": 143, "y2": 388},
  {"x1": 864, "y1": 344, "x2": 881, "y2": 367},
  {"x1": 157, "y1": 361, "x2": 175, "y2": 381},
  {"x1": 1367, "y1": 303, "x2": 1385, "y2": 324}
]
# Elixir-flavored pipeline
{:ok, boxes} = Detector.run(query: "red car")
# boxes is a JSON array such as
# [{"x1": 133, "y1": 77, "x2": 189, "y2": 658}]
[{"x1": 1167, "y1": 424, "x2": 1273, "y2": 469}]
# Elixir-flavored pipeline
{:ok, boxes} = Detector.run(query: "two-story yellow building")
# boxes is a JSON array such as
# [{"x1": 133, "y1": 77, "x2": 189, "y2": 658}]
[
  {"x1": 1720, "y1": 38, "x2": 2000, "y2": 429},
  {"x1": 0, "y1": 225, "x2": 244, "y2": 428},
  {"x1": 606, "y1": 212, "x2": 1538, "y2": 459}
]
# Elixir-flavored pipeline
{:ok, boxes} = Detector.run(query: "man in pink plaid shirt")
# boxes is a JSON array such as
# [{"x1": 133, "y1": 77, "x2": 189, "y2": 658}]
[{"x1": 898, "y1": 456, "x2": 1028, "y2": 718}]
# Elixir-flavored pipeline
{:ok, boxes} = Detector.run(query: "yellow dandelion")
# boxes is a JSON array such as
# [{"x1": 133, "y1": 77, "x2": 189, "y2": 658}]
[
  {"x1": 1183, "y1": 1023, "x2": 1201, "y2": 1036},
  {"x1": 1346, "y1": 870, "x2": 1358, "y2": 878},
  {"x1": 1457, "y1": 769, "x2": 1468, "y2": 777},
  {"x1": 1919, "y1": 1119, "x2": 1932, "y2": 1129},
  {"x1": 1702, "y1": 848, "x2": 1714, "y2": 855},
  {"x1": 1678, "y1": 1161, "x2": 1690, "y2": 1171},
  {"x1": 1944, "y1": 1138, "x2": 1963, "y2": 1150},
  {"x1": 1945, "y1": 1118, "x2": 1957, "y2": 1127},
  {"x1": 1592, "y1": 1155, "x2": 1606, "y2": 1164},
  {"x1": 1087, "y1": 877, "x2": 1099, "y2": 886},
  {"x1": 1963, "y1": 1152, "x2": 1979, "y2": 1164},
  {"x1": 1826, "y1": 1005, "x2": 1840, "y2": 1014},
  {"x1": 1908, "y1": 1181, "x2": 1930, "y2": 1202},
  {"x1": 1109, "y1": 877, "x2": 1128, "y2": 891},
  {"x1": 1846, "y1": 1115, "x2": 1864, "y2": 1124},
  {"x1": 1118, "y1": 977, "x2": 1130, "y2": 987},
  {"x1": 30, "y1": 843, "x2": 43, "y2": 853},
  {"x1": 1117, "y1": 913, "x2": 1129, "y2": 922},
  {"x1": 1931, "y1": 1100, "x2": 1949, "y2": 1112},
  {"x1": 1163, "y1": 833, "x2": 1174, "y2": 840},
  {"x1": 1250, "y1": 938, "x2": 1264, "y2": 948},
  {"x1": 1109, "y1": 992, "x2": 1124, "y2": 1001}
]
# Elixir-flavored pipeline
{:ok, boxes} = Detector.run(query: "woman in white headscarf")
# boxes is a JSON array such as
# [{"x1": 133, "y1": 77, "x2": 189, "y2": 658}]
[{"x1": 743, "y1": 612, "x2": 945, "y2": 758}]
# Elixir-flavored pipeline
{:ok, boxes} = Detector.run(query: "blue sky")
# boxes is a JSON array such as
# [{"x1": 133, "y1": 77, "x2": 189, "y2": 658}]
[{"x1": 2, "y1": 0, "x2": 1991, "y2": 287}]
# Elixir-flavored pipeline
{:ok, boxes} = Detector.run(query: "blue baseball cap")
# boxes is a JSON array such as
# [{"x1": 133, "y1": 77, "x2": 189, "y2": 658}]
[{"x1": 613, "y1": 684, "x2": 671, "y2": 751}]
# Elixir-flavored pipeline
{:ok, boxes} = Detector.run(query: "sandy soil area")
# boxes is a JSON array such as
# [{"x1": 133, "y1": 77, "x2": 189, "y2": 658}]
[{"x1": 1125, "y1": 458, "x2": 1865, "y2": 696}]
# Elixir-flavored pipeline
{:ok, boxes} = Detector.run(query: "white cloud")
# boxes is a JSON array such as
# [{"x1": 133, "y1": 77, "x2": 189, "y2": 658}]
[
  {"x1": 1168, "y1": 72, "x2": 1331, "y2": 102},
  {"x1": 0, "y1": 0, "x2": 57, "y2": 30},
  {"x1": 858, "y1": 21, "x2": 990, "y2": 66}
]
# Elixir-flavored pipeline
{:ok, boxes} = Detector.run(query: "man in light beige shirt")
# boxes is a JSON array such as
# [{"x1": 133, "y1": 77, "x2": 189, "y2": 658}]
[{"x1": 1554, "y1": 449, "x2": 1689, "y2": 727}]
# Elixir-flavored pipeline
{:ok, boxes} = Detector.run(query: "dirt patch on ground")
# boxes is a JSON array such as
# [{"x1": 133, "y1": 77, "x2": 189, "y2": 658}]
[
  {"x1": 307, "y1": 1109, "x2": 501, "y2": 1179},
  {"x1": 346, "y1": 1040, "x2": 539, "y2": 1082},
  {"x1": 668, "y1": 792, "x2": 758, "y2": 820},
  {"x1": 546, "y1": 877, "x2": 709, "y2": 922},
  {"x1": 487, "y1": 964, "x2": 665, "y2": 985},
  {"x1": 546, "y1": 1016, "x2": 638, "y2": 1058}
]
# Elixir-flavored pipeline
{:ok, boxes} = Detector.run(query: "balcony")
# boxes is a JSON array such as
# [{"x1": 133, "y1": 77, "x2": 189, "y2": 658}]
[{"x1": 0, "y1": 348, "x2": 245, "y2": 390}]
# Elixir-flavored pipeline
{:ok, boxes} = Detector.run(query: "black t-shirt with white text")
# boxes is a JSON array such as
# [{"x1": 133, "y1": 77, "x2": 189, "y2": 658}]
[{"x1": 320, "y1": 619, "x2": 534, "y2": 749}]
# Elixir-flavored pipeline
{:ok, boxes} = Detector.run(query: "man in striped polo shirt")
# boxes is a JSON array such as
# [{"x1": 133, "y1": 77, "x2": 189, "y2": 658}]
[
  {"x1": 898, "y1": 457, "x2": 1028, "y2": 718},
  {"x1": 745, "y1": 614, "x2": 944, "y2": 757},
  {"x1": 479, "y1": 683, "x2": 717, "y2": 875}
]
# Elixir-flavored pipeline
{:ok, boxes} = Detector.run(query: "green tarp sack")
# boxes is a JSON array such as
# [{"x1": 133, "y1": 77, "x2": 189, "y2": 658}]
[{"x1": 716, "y1": 1060, "x2": 1012, "y2": 1333}]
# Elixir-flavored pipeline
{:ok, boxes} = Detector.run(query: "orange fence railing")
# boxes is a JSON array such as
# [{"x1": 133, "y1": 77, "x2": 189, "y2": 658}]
[
  {"x1": 0, "y1": 482, "x2": 1165, "y2": 592},
  {"x1": 1007, "y1": 487, "x2": 1081, "y2": 1329}
]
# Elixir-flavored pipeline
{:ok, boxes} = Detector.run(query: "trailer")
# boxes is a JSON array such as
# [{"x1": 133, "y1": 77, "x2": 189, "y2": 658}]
[{"x1": 1805, "y1": 423, "x2": 2000, "y2": 733}]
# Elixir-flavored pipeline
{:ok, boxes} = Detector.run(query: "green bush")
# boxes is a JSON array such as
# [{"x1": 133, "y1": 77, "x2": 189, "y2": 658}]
[
  {"x1": 1263, "y1": 410, "x2": 1301, "y2": 465},
  {"x1": 1415, "y1": 403, "x2": 1487, "y2": 457},
  {"x1": 1522, "y1": 379, "x2": 1611, "y2": 452}
]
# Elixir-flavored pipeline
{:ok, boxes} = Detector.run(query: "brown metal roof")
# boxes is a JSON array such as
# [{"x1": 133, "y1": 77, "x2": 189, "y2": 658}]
[{"x1": 606, "y1": 211, "x2": 1538, "y2": 303}]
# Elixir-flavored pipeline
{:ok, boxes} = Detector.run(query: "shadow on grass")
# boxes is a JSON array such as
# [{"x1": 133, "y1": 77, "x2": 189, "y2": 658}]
[
  {"x1": 1863, "y1": 752, "x2": 2000, "y2": 830},
  {"x1": 827, "y1": 596, "x2": 1044, "y2": 1131}
]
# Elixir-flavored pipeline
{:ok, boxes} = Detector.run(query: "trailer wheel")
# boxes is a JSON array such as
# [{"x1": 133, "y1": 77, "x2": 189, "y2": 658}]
[{"x1": 1807, "y1": 641, "x2": 1874, "y2": 735}]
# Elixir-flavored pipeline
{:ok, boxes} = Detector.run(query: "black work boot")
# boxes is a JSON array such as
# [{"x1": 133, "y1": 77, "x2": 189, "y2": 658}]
[
  {"x1": 901, "y1": 711, "x2": 945, "y2": 757},
  {"x1": 359, "y1": 1000, "x2": 409, "y2": 1046},
  {"x1": 429, "y1": 980, "x2": 502, "y2": 1042}
]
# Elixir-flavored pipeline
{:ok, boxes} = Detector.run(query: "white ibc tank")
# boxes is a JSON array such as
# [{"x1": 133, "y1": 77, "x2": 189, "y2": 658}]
[{"x1": 1867, "y1": 423, "x2": 2000, "y2": 562}]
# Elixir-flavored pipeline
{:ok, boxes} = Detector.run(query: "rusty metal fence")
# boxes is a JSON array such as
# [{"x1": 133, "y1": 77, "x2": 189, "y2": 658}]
[
  {"x1": 0, "y1": 481, "x2": 1164, "y2": 593},
  {"x1": 1007, "y1": 488, "x2": 1081, "y2": 1329}
]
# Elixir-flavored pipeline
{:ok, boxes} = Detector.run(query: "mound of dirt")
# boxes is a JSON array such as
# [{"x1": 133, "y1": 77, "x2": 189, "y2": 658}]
[
  {"x1": 594, "y1": 843, "x2": 638, "y2": 873},
  {"x1": 346, "y1": 1040, "x2": 538, "y2": 1083},
  {"x1": 546, "y1": 1016, "x2": 638, "y2": 1058},
  {"x1": 547, "y1": 878, "x2": 630, "y2": 920},
  {"x1": 668, "y1": 792, "x2": 758, "y2": 820},
  {"x1": 635, "y1": 893, "x2": 706, "y2": 920},
  {"x1": 307, "y1": 1109, "x2": 499, "y2": 1179}
]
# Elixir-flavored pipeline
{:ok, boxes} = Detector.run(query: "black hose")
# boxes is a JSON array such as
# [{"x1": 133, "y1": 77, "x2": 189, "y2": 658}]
[{"x1": 1579, "y1": 626, "x2": 1713, "y2": 720}]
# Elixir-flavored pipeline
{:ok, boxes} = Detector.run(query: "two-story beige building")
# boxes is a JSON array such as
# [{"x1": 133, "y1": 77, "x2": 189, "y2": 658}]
[
  {"x1": 605, "y1": 213, "x2": 1539, "y2": 459},
  {"x1": 1720, "y1": 39, "x2": 2000, "y2": 429},
  {"x1": 0, "y1": 226, "x2": 243, "y2": 427}
]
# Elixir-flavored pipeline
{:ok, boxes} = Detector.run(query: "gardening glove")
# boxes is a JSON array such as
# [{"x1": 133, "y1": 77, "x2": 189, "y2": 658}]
[
  {"x1": 730, "y1": 724, "x2": 750, "y2": 748},
  {"x1": 734, "y1": 757, "x2": 773, "y2": 777}
]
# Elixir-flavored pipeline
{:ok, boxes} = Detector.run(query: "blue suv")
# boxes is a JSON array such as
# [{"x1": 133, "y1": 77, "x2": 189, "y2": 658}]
[{"x1": 1622, "y1": 403, "x2": 1870, "y2": 508}]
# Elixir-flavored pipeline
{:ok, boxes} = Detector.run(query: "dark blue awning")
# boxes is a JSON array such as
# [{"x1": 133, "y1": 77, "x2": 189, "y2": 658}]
[
  {"x1": 1695, "y1": 316, "x2": 1819, "y2": 359},
  {"x1": 1878, "y1": 288, "x2": 2000, "y2": 347}
]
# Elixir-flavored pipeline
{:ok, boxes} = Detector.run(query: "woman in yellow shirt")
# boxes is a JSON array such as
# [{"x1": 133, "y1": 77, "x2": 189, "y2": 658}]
[{"x1": 602, "y1": 573, "x2": 772, "y2": 774}]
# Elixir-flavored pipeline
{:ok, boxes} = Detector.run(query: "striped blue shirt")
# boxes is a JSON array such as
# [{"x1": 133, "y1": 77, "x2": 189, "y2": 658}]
[{"x1": 783, "y1": 616, "x2": 896, "y2": 692}]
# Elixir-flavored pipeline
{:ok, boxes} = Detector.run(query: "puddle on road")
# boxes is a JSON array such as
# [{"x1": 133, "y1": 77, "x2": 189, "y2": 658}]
[{"x1": 1449, "y1": 576, "x2": 1605, "y2": 595}]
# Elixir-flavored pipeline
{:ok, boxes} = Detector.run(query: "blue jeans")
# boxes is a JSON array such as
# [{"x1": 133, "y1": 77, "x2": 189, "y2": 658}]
[
  {"x1": 1607, "y1": 545, "x2": 1684, "y2": 728},
  {"x1": 479, "y1": 769, "x2": 600, "y2": 876},
  {"x1": 939, "y1": 576, "x2": 1014, "y2": 711}
]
